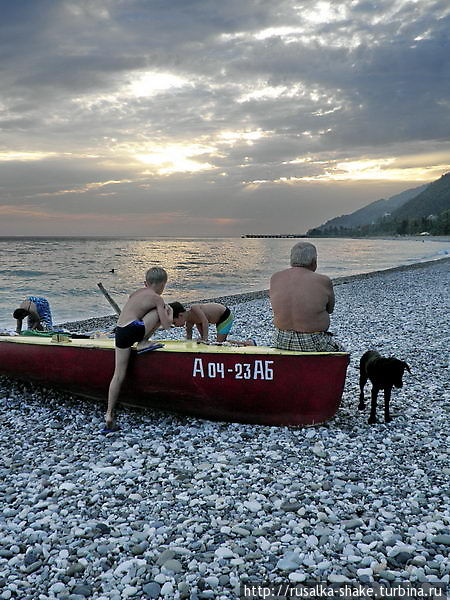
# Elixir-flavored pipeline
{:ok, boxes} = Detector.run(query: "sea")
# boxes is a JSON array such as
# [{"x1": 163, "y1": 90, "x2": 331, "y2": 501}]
[{"x1": 0, "y1": 236, "x2": 449, "y2": 329}]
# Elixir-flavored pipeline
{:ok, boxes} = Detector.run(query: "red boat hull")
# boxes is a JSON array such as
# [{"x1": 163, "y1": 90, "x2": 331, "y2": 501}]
[{"x1": 0, "y1": 337, "x2": 350, "y2": 426}]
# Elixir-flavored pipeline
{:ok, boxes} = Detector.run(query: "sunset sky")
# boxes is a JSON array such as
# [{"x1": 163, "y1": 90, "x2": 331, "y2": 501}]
[{"x1": 1, "y1": 0, "x2": 449, "y2": 236}]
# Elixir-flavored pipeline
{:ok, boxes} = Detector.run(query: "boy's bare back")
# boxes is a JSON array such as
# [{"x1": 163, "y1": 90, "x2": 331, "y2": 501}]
[
  {"x1": 118, "y1": 288, "x2": 165, "y2": 326},
  {"x1": 187, "y1": 302, "x2": 225, "y2": 325}
]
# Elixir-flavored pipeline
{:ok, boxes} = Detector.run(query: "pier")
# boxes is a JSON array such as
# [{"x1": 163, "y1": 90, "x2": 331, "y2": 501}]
[{"x1": 241, "y1": 234, "x2": 308, "y2": 238}]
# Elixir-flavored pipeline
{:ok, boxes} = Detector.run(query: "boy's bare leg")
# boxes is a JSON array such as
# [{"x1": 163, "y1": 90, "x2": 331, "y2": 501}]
[
  {"x1": 105, "y1": 347, "x2": 131, "y2": 429},
  {"x1": 136, "y1": 309, "x2": 162, "y2": 351}
]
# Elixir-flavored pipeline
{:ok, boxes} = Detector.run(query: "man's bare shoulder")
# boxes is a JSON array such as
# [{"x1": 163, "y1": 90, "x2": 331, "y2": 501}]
[
  {"x1": 270, "y1": 268, "x2": 290, "y2": 282},
  {"x1": 315, "y1": 272, "x2": 333, "y2": 286}
]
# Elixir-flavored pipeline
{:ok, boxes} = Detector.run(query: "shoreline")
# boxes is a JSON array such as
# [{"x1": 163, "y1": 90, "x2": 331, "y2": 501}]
[
  {"x1": 1, "y1": 251, "x2": 448, "y2": 596},
  {"x1": 1, "y1": 234, "x2": 449, "y2": 240},
  {"x1": 58, "y1": 255, "x2": 450, "y2": 331}
]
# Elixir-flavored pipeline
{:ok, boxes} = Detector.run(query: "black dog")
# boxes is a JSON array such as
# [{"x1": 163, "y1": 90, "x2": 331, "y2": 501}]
[{"x1": 359, "y1": 350, "x2": 411, "y2": 424}]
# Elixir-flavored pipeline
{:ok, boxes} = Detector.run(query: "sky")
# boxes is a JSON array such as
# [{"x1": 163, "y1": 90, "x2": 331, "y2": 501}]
[{"x1": 1, "y1": 0, "x2": 449, "y2": 237}]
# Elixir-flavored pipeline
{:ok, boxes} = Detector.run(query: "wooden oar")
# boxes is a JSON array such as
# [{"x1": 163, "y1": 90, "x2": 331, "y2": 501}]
[{"x1": 97, "y1": 282, "x2": 121, "y2": 315}]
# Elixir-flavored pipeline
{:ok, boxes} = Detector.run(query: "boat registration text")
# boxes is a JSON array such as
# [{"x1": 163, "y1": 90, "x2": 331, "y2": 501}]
[{"x1": 192, "y1": 358, "x2": 274, "y2": 380}]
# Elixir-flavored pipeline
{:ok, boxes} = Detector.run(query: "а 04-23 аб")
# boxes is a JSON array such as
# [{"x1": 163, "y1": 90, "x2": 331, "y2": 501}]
[{"x1": 192, "y1": 358, "x2": 274, "y2": 380}]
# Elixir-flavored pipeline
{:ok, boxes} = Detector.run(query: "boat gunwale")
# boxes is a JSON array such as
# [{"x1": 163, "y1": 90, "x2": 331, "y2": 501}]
[{"x1": 0, "y1": 335, "x2": 350, "y2": 357}]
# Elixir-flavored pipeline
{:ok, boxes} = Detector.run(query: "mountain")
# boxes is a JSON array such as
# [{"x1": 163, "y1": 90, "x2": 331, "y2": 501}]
[
  {"x1": 390, "y1": 172, "x2": 450, "y2": 220},
  {"x1": 308, "y1": 172, "x2": 450, "y2": 236},
  {"x1": 309, "y1": 183, "x2": 429, "y2": 234}
]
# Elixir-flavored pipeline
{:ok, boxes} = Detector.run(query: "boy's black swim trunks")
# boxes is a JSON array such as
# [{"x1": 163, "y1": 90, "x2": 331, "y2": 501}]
[{"x1": 115, "y1": 320, "x2": 145, "y2": 349}]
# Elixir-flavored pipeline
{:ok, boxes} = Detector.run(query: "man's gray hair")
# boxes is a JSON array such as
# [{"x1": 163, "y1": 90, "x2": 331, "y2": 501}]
[
  {"x1": 290, "y1": 242, "x2": 317, "y2": 267},
  {"x1": 145, "y1": 266, "x2": 168, "y2": 284}
]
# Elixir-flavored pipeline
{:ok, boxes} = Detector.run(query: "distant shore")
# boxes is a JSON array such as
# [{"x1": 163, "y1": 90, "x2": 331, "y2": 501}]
[{"x1": 241, "y1": 234, "x2": 450, "y2": 241}]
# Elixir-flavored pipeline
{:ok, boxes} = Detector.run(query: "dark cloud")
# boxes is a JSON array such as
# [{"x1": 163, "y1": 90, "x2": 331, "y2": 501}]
[{"x1": 0, "y1": 0, "x2": 449, "y2": 235}]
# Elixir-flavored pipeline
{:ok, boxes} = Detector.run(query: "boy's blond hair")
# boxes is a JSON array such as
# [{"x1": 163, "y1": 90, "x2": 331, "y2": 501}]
[{"x1": 145, "y1": 266, "x2": 168, "y2": 285}]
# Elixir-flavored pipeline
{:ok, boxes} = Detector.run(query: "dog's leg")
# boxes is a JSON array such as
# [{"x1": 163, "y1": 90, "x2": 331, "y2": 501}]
[
  {"x1": 384, "y1": 386, "x2": 392, "y2": 423},
  {"x1": 358, "y1": 372, "x2": 368, "y2": 410},
  {"x1": 368, "y1": 386, "x2": 379, "y2": 424}
]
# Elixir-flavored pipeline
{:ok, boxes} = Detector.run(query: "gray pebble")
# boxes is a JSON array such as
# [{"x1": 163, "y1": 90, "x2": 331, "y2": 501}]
[
  {"x1": 0, "y1": 259, "x2": 448, "y2": 598},
  {"x1": 163, "y1": 558, "x2": 183, "y2": 573},
  {"x1": 142, "y1": 582, "x2": 161, "y2": 599},
  {"x1": 71, "y1": 585, "x2": 92, "y2": 597},
  {"x1": 432, "y1": 534, "x2": 450, "y2": 546},
  {"x1": 342, "y1": 518, "x2": 364, "y2": 530}
]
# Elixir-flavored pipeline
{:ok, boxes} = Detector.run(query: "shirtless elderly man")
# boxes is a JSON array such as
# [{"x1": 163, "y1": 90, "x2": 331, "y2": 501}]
[
  {"x1": 270, "y1": 242, "x2": 343, "y2": 352},
  {"x1": 104, "y1": 266, "x2": 174, "y2": 431}
]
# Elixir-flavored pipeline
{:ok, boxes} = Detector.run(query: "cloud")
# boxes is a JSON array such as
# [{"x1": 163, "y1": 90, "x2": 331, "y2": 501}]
[{"x1": 0, "y1": 0, "x2": 449, "y2": 235}]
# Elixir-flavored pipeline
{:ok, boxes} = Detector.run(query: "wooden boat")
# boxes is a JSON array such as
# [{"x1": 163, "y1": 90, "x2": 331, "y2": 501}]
[{"x1": 0, "y1": 335, "x2": 350, "y2": 426}]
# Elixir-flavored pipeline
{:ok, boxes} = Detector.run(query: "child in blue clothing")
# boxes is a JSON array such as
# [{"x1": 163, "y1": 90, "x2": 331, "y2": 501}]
[{"x1": 13, "y1": 296, "x2": 53, "y2": 333}]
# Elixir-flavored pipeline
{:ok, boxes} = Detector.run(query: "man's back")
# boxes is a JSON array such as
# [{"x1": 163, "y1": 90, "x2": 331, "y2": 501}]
[{"x1": 270, "y1": 267, "x2": 335, "y2": 333}]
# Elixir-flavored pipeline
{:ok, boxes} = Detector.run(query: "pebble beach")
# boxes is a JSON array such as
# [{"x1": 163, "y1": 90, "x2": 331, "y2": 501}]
[{"x1": 0, "y1": 257, "x2": 449, "y2": 599}]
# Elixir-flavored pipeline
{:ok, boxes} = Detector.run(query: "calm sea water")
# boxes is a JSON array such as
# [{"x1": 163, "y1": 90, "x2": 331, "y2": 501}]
[{"x1": 0, "y1": 236, "x2": 448, "y2": 328}]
